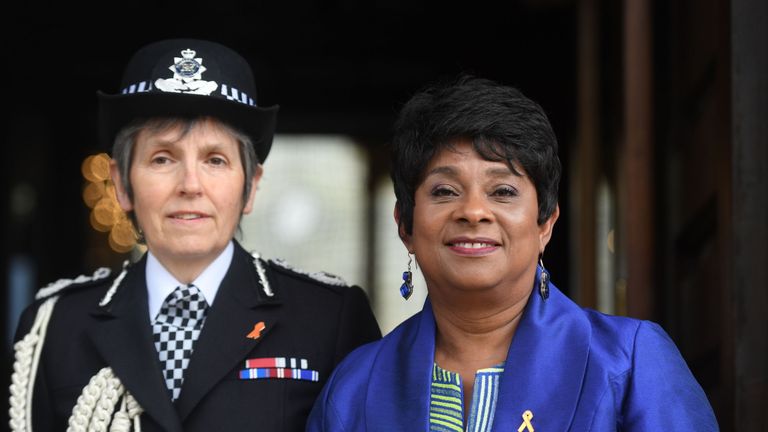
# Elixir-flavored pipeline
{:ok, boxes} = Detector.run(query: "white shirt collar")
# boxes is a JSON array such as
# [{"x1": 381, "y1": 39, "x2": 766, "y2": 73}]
[{"x1": 146, "y1": 241, "x2": 234, "y2": 321}]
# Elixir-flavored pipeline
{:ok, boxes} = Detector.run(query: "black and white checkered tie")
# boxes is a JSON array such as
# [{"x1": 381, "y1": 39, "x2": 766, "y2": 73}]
[{"x1": 152, "y1": 284, "x2": 209, "y2": 400}]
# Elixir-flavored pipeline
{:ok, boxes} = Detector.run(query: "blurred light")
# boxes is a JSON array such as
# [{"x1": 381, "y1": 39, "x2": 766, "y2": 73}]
[
  {"x1": 607, "y1": 229, "x2": 615, "y2": 253},
  {"x1": 83, "y1": 182, "x2": 105, "y2": 208},
  {"x1": 271, "y1": 188, "x2": 321, "y2": 244},
  {"x1": 111, "y1": 217, "x2": 137, "y2": 250},
  {"x1": 89, "y1": 211, "x2": 112, "y2": 233},
  {"x1": 242, "y1": 135, "x2": 366, "y2": 289},
  {"x1": 81, "y1": 153, "x2": 110, "y2": 183},
  {"x1": 81, "y1": 153, "x2": 136, "y2": 253},
  {"x1": 93, "y1": 198, "x2": 119, "y2": 226}
]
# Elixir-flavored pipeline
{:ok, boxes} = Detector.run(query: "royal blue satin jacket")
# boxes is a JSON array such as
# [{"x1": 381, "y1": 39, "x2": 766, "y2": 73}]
[{"x1": 307, "y1": 282, "x2": 718, "y2": 431}]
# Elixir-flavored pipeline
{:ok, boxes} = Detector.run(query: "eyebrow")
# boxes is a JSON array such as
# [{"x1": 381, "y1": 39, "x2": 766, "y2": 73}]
[
  {"x1": 486, "y1": 167, "x2": 516, "y2": 177},
  {"x1": 197, "y1": 142, "x2": 231, "y2": 154},
  {"x1": 425, "y1": 166, "x2": 458, "y2": 177},
  {"x1": 145, "y1": 139, "x2": 231, "y2": 154},
  {"x1": 425, "y1": 165, "x2": 518, "y2": 178}
]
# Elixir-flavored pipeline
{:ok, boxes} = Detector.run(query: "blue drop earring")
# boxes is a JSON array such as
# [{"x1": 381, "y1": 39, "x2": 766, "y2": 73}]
[
  {"x1": 538, "y1": 255, "x2": 550, "y2": 301},
  {"x1": 400, "y1": 254, "x2": 414, "y2": 300}
]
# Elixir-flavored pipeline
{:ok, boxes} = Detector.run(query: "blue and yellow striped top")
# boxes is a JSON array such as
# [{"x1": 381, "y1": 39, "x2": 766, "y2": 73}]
[{"x1": 429, "y1": 363, "x2": 505, "y2": 432}]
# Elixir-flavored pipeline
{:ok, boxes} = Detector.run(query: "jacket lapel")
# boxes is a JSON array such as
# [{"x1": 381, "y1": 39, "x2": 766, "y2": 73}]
[
  {"x1": 175, "y1": 243, "x2": 282, "y2": 421},
  {"x1": 365, "y1": 298, "x2": 435, "y2": 431},
  {"x1": 362, "y1": 276, "x2": 591, "y2": 432},
  {"x1": 492, "y1": 279, "x2": 591, "y2": 432},
  {"x1": 87, "y1": 256, "x2": 183, "y2": 432}
]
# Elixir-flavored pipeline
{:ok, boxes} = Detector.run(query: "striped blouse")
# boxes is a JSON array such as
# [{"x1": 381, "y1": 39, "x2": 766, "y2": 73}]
[{"x1": 429, "y1": 363, "x2": 505, "y2": 432}]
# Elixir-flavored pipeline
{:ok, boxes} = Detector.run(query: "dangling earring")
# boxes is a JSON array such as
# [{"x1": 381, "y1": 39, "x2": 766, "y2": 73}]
[
  {"x1": 538, "y1": 255, "x2": 550, "y2": 301},
  {"x1": 400, "y1": 253, "x2": 414, "y2": 300}
]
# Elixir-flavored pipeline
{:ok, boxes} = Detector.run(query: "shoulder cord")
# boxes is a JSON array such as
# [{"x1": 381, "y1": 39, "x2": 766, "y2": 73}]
[
  {"x1": 35, "y1": 268, "x2": 112, "y2": 301},
  {"x1": 8, "y1": 296, "x2": 143, "y2": 432},
  {"x1": 66, "y1": 367, "x2": 142, "y2": 432},
  {"x1": 9, "y1": 296, "x2": 57, "y2": 432}
]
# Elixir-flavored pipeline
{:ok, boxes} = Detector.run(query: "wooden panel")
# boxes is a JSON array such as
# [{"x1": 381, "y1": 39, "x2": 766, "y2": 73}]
[
  {"x1": 622, "y1": 0, "x2": 654, "y2": 319},
  {"x1": 731, "y1": 0, "x2": 768, "y2": 429}
]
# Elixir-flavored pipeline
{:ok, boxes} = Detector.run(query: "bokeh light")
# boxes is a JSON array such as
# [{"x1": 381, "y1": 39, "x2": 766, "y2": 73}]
[{"x1": 82, "y1": 153, "x2": 137, "y2": 253}]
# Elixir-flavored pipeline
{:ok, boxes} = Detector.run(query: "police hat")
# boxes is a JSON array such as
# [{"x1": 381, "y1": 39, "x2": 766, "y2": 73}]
[{"x1": 98, "y1": 38, "x2": 278, "y2": 163}]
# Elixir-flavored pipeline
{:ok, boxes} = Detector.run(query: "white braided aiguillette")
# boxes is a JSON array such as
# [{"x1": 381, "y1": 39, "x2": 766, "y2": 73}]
[
  {"x1": 66, "y1": 367, "x2": 143, "y2": 432},
  {"x1": 9, "y1": 297, "x2": 58, "y2": 432}
]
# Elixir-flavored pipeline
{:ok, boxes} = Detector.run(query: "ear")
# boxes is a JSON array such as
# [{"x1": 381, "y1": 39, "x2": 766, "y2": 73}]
[
  {"x1": 241, "y1": 164, "x2": 264, "y2": 215},
  {"x1": 538, "y1": 203, "x2": 559, "y2": 252},
  {"x1": 110, "y1": 160, "x2": 133, "y2": 212},
  {"x1": 394, "y1": 201, "x2": 414, "y2": 253}
]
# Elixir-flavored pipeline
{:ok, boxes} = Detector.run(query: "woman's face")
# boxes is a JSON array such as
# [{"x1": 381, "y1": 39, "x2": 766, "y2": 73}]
[
  {"x1": 113, "y1": 119, "x2": 260, "y2": 268},
  {"x1": 400, "y1": 139, "x2": 558, "y2": 300}
]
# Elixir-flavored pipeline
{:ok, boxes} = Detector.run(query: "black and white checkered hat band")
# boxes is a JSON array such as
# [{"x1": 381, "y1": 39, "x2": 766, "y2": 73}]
[{"x1": 121, "y1": 81, "x2": 257, "y2": 107}]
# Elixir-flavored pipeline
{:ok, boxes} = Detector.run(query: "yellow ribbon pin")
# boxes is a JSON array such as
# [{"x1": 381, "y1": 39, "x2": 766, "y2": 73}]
[{"x1": 517, "y1": 410, "x2": 535, "y2": 432}]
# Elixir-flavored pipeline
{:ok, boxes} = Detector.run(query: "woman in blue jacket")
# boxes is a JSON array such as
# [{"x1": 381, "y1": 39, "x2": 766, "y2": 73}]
[{"x1": 307, "y1": 76, "x2": 718, "y2": 431}]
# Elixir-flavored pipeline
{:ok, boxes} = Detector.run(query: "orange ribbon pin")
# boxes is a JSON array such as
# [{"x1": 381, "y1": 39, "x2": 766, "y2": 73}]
[{"x1": 246, "y1": 322, "x2": 266, "y2": 340}]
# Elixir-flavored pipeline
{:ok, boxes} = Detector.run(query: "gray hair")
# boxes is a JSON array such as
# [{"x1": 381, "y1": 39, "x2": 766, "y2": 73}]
[{"x1": 112, "y1": 117, "x2": 260, "y2": 236}]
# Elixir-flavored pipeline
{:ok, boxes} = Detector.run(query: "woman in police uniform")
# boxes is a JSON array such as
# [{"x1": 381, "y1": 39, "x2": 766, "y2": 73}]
[{"x1": 10, "y1": 39, "x2": 380, "y2": 432}]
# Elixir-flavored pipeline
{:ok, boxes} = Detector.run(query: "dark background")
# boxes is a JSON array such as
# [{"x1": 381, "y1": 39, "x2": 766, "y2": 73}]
[{"x1": 3, "y1": 2, "x2": 575, "y2": 287}]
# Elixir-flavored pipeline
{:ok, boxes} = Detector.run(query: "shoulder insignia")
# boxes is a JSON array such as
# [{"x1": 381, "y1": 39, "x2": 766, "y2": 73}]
[
  {"x1": 268, "y1": 258, "x2": 349, "y2": 287},
  {"x1": 250, "y1": 252, "x2": 274, "y2": 297},
  {"x1": 35, "y1": 267, "x2": 113, "y2": 300},
  {"x1": 98, "y1": 261, "x2": 131, "y2": 307}
]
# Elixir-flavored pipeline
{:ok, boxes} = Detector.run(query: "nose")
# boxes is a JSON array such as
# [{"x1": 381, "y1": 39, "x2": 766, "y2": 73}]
[
  {"x1": 178, "y1": 162, "x2": 203, "y2": 196},
  {"x1": 455, "y1": 189, "x2": 493, "y2": 225}
]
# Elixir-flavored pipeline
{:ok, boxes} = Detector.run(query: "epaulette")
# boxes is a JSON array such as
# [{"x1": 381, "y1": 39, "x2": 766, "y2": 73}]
[
  {"x1": 34, "y1": 267, "x2": 115, "y2": 301},
  {"x1": 268, "y1": 258, "x2": 349, "y2": 287}
]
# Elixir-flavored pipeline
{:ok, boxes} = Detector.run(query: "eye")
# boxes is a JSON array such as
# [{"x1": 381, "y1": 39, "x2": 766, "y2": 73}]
[
  {"x1": 430, "y1": 185, "x2": 458, "y2": 197},
  {"x1": 491, "y1": 185, "x2": 518, "y2": 197},
  {"x1": 208, "y1": 156, "x2": 228, "y2": 166},
  {"x1": 151, "y1": 156, "x2": 171, "y2": 165}
]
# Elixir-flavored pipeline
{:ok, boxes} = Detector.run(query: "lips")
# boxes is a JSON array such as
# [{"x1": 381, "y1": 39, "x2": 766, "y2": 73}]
[
  {"x1": 451, "y1": 241, "x2": 498, "y2": 249},
  {"x1": 447, "y1": 237, "x2": 500, "y2": 247},
  {"x1": 168, "y1": 211, "x2": 209, "y2": 220},
  {"x1": 446, "y1": 237, "x2": 501, "y2": 255}
]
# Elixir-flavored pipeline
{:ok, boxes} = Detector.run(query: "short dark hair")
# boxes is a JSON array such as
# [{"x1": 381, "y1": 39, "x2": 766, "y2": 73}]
[{"x1": 390, "y1": 75, "x2": 561, "y2": 235}]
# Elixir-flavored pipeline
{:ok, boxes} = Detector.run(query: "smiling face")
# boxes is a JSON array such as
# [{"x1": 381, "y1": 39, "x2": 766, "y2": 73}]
[
  {"x1": 112, "y1": 119, "x2": 260, "y2": 274},
  {"x1": 400, "y1": 139, "x2": 558, "y2": 302}
]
